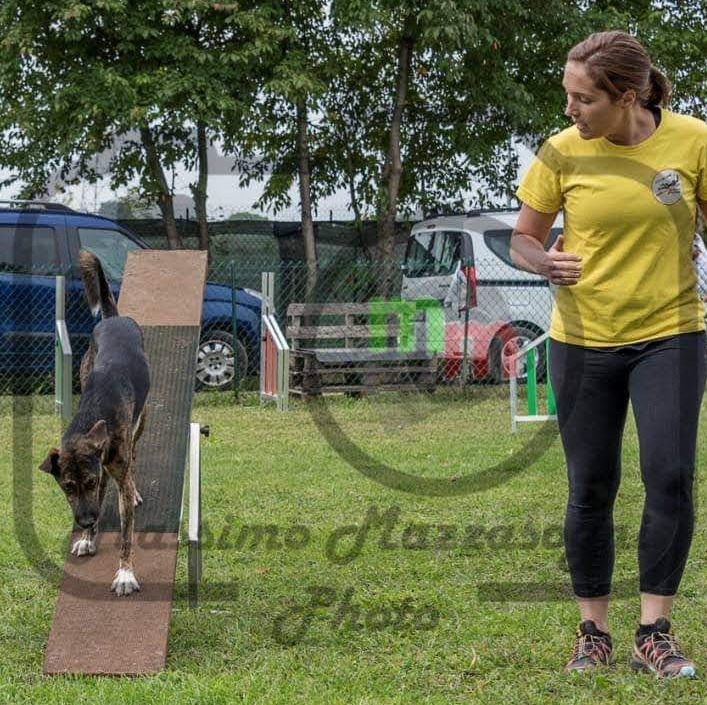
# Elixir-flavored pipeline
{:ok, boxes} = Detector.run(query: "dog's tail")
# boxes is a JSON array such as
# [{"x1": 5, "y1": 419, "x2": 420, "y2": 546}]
[{"x1": 79, "y1": 250, "x2": 119, "y2": 319}]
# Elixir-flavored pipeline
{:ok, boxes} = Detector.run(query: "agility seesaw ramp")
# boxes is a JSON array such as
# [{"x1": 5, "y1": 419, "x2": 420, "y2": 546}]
[{"x1": 43, "y1": 250, "x2": 207, "y2": 676}]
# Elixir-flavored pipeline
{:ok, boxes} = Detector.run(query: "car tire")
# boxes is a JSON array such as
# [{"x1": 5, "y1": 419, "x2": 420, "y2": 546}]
[
  {"x1": 489, "y1": 324, "x2": 545, "y2": 385},
  {"x1": 195, "y1": 330, "x2": 248, "y2": 391}
]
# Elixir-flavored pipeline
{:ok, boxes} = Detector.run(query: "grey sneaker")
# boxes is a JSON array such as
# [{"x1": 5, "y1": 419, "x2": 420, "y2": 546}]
[{"x1": 631, "y1": 618, "x2": 697, "y2": 679}]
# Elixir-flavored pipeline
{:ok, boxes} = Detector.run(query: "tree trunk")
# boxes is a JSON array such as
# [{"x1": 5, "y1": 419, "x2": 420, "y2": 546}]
[
  {"x1": 377, "y1": 16, "x2": 415, "y2": 296},
  {"x1": 296, "y1": 98, "x2": 317, "y2": 301},
  {"x1": 190, "y1": 120, "x2": 210, "y2": 255},
  {"x1": 346, "y1": 147, "x2": 370, "y2": 261},
  {"x1": 140, "y1": 125, "x2": 182, "y2": 249}
]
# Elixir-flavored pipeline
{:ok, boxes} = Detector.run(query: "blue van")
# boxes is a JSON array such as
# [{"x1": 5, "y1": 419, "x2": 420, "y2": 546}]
[{"x1": 0, "y1": 202, "x2": 261, "y2": 391}]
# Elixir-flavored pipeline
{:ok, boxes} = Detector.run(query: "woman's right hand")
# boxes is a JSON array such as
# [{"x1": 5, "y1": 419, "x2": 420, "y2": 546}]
[{"x1": 540, "y1": 234, "x2": 582, "y2": 286}]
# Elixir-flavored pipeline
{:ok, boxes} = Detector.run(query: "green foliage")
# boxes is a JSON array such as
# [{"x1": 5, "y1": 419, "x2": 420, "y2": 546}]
[
  {"x1": 227, "y1": 211, "x2": 268, "y2": 220},
  {"x1": 0, "y1": 1, "x2": 704, "y2": 243},
  {"x1": 0, "y1": 0, "x2": 279, "y2": 205}
]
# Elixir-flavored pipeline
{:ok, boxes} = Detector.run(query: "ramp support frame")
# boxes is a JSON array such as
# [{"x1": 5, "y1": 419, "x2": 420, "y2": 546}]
[{"x1": 187, "y1": 422, "x2": 207, "y2": 608}]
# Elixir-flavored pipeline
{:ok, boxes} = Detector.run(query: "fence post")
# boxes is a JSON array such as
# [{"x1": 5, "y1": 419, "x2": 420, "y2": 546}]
[
  {"x1": 260, "y1": 272, "x2": 273, "y2": 404},
  {"x1": 460, "y1": 255, "x2": 472, "y2": 386},
  {"x1": 230, "y1": 261, "x2": 239, "y2": 399}
]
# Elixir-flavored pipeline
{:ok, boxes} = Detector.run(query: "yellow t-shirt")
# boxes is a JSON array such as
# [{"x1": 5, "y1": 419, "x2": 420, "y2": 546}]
[{"x1": 516, "y1": 109, "x2": 707, "y2": 346}]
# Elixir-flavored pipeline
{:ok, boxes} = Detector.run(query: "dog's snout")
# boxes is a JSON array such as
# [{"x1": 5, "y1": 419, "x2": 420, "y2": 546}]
[{"x1": 76, "y1": 514, "x2": 97, "y2": 529}]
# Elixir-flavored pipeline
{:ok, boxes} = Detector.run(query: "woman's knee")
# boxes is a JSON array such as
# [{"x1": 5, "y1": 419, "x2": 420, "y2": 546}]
[
  {"x1": 641, "y1": 463, "x2": 694, "y2": 506},
  {"x1": 568, "y1": 473, "x2": 620, "y2": 509}
]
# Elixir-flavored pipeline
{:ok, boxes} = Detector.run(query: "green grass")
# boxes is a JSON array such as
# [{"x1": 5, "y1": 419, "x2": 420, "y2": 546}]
[{"x1": 1, "y1": 386, "x2": 706, "y2": 703}]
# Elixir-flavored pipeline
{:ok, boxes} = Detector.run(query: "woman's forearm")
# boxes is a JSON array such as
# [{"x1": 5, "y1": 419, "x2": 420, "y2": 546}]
[{"x1": 510, "y1": 233, "x2": 551, "y2": 276}]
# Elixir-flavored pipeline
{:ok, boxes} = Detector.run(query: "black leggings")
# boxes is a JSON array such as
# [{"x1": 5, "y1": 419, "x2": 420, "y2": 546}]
[{"x1": 549, "y1": 331, "x2": 705, "y2": 598}]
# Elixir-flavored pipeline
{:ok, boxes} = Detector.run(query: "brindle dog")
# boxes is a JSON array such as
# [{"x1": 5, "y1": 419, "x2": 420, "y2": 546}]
[{"x1": 40, "y1": 250, "x2": 150, "y2": 596}]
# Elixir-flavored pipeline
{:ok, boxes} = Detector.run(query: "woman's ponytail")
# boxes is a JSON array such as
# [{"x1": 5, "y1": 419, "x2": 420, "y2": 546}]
[{"x1": 646, "y1": 66, "x2": 672, "y2": 108}]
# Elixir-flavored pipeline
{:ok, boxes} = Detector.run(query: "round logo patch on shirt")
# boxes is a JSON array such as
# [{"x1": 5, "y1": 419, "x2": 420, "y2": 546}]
[{"x1": 651, "y1": 169, "x2": 682, "y2": 205}]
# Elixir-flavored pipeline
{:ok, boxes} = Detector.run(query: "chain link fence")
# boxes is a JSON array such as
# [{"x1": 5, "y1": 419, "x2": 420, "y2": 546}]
[
  {"x1": 1, "y1": 262, "x2": 69, "y2": 397},
  {"x1": 3, "y1": 220, "x2": 705, "y2": 400},
  {"x1": 1, "y1": 256, "x2": 553, "y2": 398},
  {"x1": 213, "y1": 256, "x2": 554, "y2": 397}
]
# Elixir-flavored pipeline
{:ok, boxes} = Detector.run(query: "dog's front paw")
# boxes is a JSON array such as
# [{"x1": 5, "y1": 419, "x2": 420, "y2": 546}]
[
  {"x1": 111, "y1": 568, "x2": 141, "y2": 596},
  {"x1": 71, "y1": 537, "x2": 96, "y2": 557}
]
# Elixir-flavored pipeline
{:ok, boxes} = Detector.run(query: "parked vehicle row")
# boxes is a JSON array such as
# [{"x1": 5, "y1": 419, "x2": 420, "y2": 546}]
[{"x1": 1, "y1": 202, "x2": 569, "y2": 392}]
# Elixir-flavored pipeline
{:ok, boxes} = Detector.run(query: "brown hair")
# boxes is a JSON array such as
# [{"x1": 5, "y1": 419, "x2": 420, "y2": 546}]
[{"x1": 567, "y1": 31, "x2": 671, "y2": 108}]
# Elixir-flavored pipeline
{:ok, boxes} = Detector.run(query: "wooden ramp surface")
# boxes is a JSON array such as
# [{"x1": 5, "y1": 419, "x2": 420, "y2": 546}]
[
  {"x1": 43, "y1": 532, "x2": 179, "y2": 675},
  {"x1": 44, "y1": 250, "x2": 207, "y2": 676}
]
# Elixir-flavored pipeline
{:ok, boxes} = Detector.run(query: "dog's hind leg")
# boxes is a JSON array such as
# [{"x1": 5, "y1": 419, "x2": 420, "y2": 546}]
[{"x1": 131, "y1": 407, "x2": 146, "y2": 507}]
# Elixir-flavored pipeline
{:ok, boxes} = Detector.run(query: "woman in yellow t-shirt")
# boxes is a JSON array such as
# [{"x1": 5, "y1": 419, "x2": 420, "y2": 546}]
[{"x1": 511, "y1": 30, "x2": 707, "y2": 678}]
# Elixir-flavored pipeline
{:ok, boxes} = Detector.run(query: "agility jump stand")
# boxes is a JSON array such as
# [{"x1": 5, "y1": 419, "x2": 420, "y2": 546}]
[
  {"x1": 44, "y1": 250, "x2": 208, "y2": 676},
  {"x1": 509, "y1": 331, "x2": 557, "y2": 432},
  {"x1": 54, "y1": 275, "x2": 72, "y2": 424},
  {"x1": 259, "y1": 271, "x2": 290, "y2": 411}
]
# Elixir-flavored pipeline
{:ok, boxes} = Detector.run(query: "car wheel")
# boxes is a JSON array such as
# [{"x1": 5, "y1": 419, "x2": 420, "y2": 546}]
[
  {"x1": 195, "y1": 331, "x2": 248, "y2": 391},
  {"x1": 490, "y1": 324, "x2": 545, "y2": 384}
]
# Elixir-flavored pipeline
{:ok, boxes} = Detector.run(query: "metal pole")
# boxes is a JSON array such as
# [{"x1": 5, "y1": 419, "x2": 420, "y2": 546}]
[
  {"x1": 231, "y1": 261, "x2": 239, "y2": 399},
  {"x1": 545, "y1": 337, "x2": 556, "y2": 415},
  {"x1": 460, "y1": 257, "x2": 472, "y2": 386},
  {"x1": 55, "y1": 275, "x2": 72, "y2": 424},
  {"x1": 260, "y1": 272, "x2": 274, "y2": 405}
]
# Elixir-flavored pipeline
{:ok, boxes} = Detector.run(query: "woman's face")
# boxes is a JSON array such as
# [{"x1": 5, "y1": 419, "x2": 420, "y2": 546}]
[{"x1": 562, "y1": 61, "x2": 630, "y2": 139}]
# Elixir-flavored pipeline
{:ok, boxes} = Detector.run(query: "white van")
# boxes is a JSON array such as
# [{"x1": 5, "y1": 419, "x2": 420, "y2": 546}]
[{"x1": 401, "y1": 208, "x2": 563, "y2": 382}]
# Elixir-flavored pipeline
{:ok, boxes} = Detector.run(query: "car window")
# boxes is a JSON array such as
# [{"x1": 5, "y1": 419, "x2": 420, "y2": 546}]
[
  {"x1": 78, "y1": 227, "x2": 142, "y2": 280},
  {"x1": 483, "y1": 227, "x2": 562, "y2": 270},
  {"x1": 0, "y1": 225, "x2": 59, "y2": 275},
  {"x1": 405, "y1": 230, "x2": 461, "y2": 276}
]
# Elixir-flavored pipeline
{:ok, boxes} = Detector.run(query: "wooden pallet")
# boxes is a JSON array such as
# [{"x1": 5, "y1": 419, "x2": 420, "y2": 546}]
[{"x1": 286, "y1": 303, "x2": 437, "y2": 397}]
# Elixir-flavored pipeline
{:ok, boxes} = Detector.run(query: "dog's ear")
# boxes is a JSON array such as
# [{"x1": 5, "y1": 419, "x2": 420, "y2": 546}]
[
  {"x1": 86, "y1": 420, "x2": 109, "y2": 453},
  {"x1": 39, "y1": 448, "x2": 60, "y2": 476}
]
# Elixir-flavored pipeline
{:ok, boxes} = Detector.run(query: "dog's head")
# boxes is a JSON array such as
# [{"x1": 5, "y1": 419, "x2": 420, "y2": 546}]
[{"x1": 39, "y1": 420, "x2": 108, "y2": 529}]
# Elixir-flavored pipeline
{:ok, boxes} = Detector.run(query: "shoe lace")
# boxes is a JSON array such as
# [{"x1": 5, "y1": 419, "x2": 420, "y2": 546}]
[
  {"x1": 640, "y1": 630, "x2": 686, "y2": 669},
  {"x1": 572, "y1": 632, "x2": 611, "y2": 662}
]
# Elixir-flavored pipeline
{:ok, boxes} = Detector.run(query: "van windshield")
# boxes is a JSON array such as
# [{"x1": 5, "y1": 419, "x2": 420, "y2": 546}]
[{"x1": 405, "y1": 230, "x2": 461, "y2": 277}]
